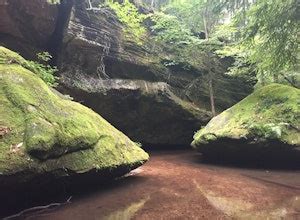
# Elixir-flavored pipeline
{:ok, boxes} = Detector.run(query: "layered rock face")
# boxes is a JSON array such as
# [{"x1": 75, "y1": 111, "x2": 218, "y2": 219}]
[
  {"x1": 0, "y1": 0, "x2": 253, "y2": 146},
  {"x1": 0, "y1": 47, "x2": 148, "y2": 193},
  {"x1": 57, "y1": 0, "x2": 252, "y2": 146},
  {"x1": 61, "y1": 78, "x2": 211, "y2": 146},
  {"x1": 192, "y1": 84, "x2": 300, "y2": 164}
]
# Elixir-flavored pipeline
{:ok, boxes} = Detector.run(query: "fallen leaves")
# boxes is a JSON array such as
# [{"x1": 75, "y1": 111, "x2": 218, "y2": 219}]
[
  {"x1": 0, "y1": 126, "x2": 11, "y2": 138},
  {"x1": 10, "y1": 142, "x2": 23, "y2": 153}
]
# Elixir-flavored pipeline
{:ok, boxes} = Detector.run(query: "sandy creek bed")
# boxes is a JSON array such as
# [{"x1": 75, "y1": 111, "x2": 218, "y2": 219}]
[{"x1": 4, "y1": 150, "x2": 300, "y2": 219}]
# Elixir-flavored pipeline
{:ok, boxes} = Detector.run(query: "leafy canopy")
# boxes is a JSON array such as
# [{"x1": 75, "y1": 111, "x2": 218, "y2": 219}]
[
  {"x1": 106, "y1": 0, "x2": 147, "y2": 45},
  {"x1": 238, "y1": 0, "x2": 299, "y2": 78}
]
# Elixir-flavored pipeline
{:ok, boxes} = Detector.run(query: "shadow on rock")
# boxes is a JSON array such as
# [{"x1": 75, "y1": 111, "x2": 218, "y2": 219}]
[{"x1": 191, "y1": 147, "x2": 300, "y2": 170}]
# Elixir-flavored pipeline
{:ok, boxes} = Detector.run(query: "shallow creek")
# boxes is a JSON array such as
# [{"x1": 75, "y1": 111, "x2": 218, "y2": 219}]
[{"x1": 5, "y1": 150, "x2": 300, "y2": 219}]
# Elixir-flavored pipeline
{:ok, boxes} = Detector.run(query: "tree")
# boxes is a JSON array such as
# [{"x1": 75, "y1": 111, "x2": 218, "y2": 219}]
[
  {"x1": 237, "y1": 0, "x2": 299, "y2": 83},
  {"x1": 151, "y1": 0, "x2": 228, "y2": 116},
  {"x1": 161, "y1": 0, "x2": 241, "y2": 116}
]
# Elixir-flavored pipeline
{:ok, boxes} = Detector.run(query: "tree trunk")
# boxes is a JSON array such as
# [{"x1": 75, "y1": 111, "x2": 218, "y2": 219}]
[
  {"x1": 208, "y1": 73, "x2": 216, "y2": 117},
  {"x1": 203, "y1": 13, "x2": 208, "y2": 39},
  {"x1": 242, "y1": 0, "x2": 247, "y2": 25},
  {"x1": 207, "y1": 51, "x2": 216, "y2": 117},
  {"x1": 87, "y1": 0, "x2": 92, "y2": 9},
  {"x1": 151, "y1": 0, "x2": 155, "y2": 9},
  {"x1": 203, "y1": 10, "x2": 216, "y2": 116}
]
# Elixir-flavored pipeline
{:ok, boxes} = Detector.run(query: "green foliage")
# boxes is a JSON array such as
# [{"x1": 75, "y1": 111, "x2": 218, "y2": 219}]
[
  {"x1": 47, "y1": 0, "x2": 60, "y2": 4},
  {"x1": 107, "y1": 0, "x2": 147, "y2": 45},
  {"x1": 211, "y1": 23, "x2": 238, "y2": 42},
  {"x1": 103, "y1": 0, "x2": 299, "y2": 88},
  {"x1": 150, "y1": 12, "x2": 199, "y2": 45},
  {"x1": 216, "y1": 44, "x2": 256, "y2": 86},
  {"x1": 149, "y1": 10, "x2": 224, "y2": 80},
  {"x1": 235, "y1": 0, "x2": 299, "y2": 82},
  {"x1": 0, "y1": 47, "x2": 57, "y2": 87},
  {"x1": 26, "y1": 52, "x2": 58, "y2": 87},
  {"x1": 214, "y1": 22, "x2": 255, "y2": 80},
  {"x1": 157, "y1": 0, "x2": 298, "y2": 88},
  {"x1": 37, "y1": 51, "x2": 52, "y2": 62},
  {"x1": 162, "y1": 0, "x2": 226, "y2": 33},
  {"x1": 162, "y1": 0, "x2": 204, "y2": 31},
  {"x1": 149, "y1": 0, "x2": 233, "y2": 71},
  {"x1": 25, "y1": 61, "x2": 58, "y2": 87}
]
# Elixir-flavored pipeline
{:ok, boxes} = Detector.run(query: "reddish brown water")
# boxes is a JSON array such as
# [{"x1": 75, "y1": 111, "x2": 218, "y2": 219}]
[{"x1": 7, "y1": 150, "x2": 300, "y2": 219}]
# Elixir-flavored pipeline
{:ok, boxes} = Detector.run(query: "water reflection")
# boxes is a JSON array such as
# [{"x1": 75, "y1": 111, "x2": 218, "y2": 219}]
[
  {"x1": 104, "y1": 196, "x2": 150, "y2": 220},
  {"x1": 194, "y1": 179, "x2": 300, "y2": 219}
]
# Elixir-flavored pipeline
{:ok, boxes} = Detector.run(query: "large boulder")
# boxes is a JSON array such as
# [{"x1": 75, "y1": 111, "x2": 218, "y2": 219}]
[
  {"x1": 0, "y1": 47, "x2": 149, "y2": 193},
  {"x1": 60, "y1": 76, "x2": 212, "y2": 146},
  {"x1": 192, "y1": 84, "x2": 300, "y2": 163}
]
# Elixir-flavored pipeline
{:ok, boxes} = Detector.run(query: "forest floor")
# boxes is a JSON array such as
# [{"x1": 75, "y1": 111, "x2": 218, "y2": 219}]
[{"x1": 7, "y1": 150, "x2": 300, "y2": 219}]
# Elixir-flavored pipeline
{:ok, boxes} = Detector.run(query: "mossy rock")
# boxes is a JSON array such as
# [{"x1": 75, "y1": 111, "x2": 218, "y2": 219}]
[
  {"x1": 0, "y1": 47, "x2": 149, "y2": 190},
  {"x1": 191, "y1": 84, "x2": 300, "y2": 163}
]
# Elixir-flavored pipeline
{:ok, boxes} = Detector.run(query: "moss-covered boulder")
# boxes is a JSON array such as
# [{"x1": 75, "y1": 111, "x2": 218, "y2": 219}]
[
  {"x1": 191, "y1": 84, "x2": 300, "y2": 163},
  {"x1": 0, "y1": 47, "x2": 149, "y2": 192}
]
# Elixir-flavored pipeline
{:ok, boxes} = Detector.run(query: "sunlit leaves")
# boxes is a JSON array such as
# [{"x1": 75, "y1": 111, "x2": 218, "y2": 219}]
[
  {"x1": 150, "y1": 12, "x2": 198, "y2": 45},
  {"x1": 107, "y1": 0, "x2": 147, "y2": 45}
]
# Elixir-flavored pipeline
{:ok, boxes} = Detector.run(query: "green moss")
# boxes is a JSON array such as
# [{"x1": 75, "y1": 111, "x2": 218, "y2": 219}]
[
  {"x1": 247, "y1": 123, "x2": 289, "y2": 140},
  {"x1": 0, "y1": 47, "x2": 148, "y2": 179},
  {"x1": 192, "y1": 83, "x2": 300, "y2": 148},
  {"x1": 0, "y1": 46, "x2": 57, "y2": 86},
  {"x1": 0, "y1": 47, "x2": 28, "y2": 65}
]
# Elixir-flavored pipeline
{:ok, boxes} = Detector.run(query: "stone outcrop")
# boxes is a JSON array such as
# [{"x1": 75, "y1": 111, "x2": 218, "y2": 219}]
[
  {"x1": 192, "y1": 84, "x2": 300, "y2": 164},
  {"x1": 0, "y1": 0, "x2": 253, "y2": 146},
  {"x1": 0, "y1": 47, "x2": 149, "y2": 193},
  {"x1": 56, "y1": 0, "x2": 252, "y2": 146},
  {"x1": 60, "y1": 76, "x2": 212, "y2": 146},
  {"x1": 0, "y1": 0, "x2": 58, "y2": 59}
]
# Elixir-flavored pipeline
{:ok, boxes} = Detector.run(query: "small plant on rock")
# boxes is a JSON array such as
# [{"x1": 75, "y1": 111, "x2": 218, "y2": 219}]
[{"x1": 26, "y1": 52, "x2": 58, "y2": 87}]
